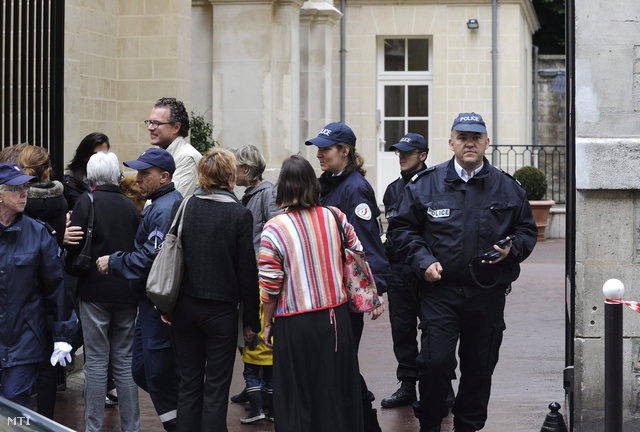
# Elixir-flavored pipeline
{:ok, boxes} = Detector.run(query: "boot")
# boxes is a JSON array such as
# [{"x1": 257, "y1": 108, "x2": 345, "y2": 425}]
[
  {"x1": 240, "y1": 391, "x2": 265, "y2": 424},
  {"x1": 262, "y1": 389, "x2": 274, "y2": 422},
  {"x1": 381, "y1": 380, "x2": 417, "y2": 408},
  {"x1": 231, "y1": 387, "x2": 249, "y2": 404}
]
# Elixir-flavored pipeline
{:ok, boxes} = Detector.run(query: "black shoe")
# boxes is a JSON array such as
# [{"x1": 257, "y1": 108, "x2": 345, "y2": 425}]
[
  {"x1": 106, "y1": 389, "x2": 118, "y2": 403},
  {"x1": 231, "y1": 388, "x2": 249, "y2": 404},
  {"x1": 104, "y1": 396, "x2": 118, "y2": 408},
  {"x1": 380, "y1": 381, "x2": 416, "y2": 408}
]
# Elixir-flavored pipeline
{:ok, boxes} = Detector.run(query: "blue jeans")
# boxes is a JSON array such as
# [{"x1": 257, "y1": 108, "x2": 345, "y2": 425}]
[
  {"x1": 243, "y1": 363, "x2": 272, "y2": 392},
  {"x1": 80, "y1": 300, "x2": 140, "y2": 432}
]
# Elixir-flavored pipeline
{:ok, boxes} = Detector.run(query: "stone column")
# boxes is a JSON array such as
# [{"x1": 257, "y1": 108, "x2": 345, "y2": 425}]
[{"x1": 209, "y1": 0, "x2": 304, "y2": 181}]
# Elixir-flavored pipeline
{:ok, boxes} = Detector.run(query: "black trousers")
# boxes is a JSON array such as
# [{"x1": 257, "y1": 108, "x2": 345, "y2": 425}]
[
  {"x1": 413, "y1": 286, "x2": 506, "y2": 431},
  {"x1": 387, "y1": 278, "x2": 421, "y2": 383},
  {"x1": 172, "y1": 294, "x2": 237, "y2": 432}
]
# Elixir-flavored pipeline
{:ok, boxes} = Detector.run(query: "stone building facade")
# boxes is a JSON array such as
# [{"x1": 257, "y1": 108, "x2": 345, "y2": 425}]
[
  {"x1": 63, "y1": 0, "x2": 538, "y2": 203},
  {"x1": 574, "y1": 1, "x2": 640, "y2": 430}
]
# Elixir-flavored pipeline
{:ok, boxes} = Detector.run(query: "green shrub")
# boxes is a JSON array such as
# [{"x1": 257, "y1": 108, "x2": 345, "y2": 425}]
[
  {"x1": 190, "y1": 110, "x2": 218, "y2": 155},
  {"x1": 513, "y1": 166, "x2": 547, "y2": 200}
]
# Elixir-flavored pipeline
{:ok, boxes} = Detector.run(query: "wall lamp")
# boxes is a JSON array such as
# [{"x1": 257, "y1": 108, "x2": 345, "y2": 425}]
[{"x1": 467, "y1": 19, "x2": 479, "y2": 30}]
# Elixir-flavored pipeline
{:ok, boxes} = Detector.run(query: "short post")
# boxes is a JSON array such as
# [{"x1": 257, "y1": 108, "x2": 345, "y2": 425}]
[{"x1": 603, "y1": 278, "x2": 624, "y2": 432}]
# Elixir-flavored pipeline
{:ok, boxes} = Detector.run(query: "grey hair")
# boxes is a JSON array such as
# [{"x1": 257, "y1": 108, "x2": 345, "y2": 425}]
[
  {"x1": 87, "y1": 151, "x2": 121, "y2": 186},
  {"x1": 234, "y1": 145, "x2": 266, "y2": 182},
  {"x1": 0, "y1": 184, "x2": 6, "y2": 193}
]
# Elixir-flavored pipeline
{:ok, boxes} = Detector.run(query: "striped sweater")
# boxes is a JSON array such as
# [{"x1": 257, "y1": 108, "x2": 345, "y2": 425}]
[{"x1": 259, "y1": 206, "x2": 362, "y2": 316}]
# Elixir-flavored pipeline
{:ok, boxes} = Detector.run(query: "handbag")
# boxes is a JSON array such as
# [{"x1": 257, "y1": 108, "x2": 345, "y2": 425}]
[
  {"x1": 325, "y1": 206, "x2": 381, "y2": 313},
  {"x1": 146, "y1": 195, "x2": 192, "y2": 314},
  {"x1": 65, "y1": 193, "x2": 94, "y2": 276}
]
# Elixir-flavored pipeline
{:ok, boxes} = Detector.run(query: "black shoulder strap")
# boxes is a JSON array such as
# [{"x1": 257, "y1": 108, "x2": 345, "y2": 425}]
[
  {"x1": 324, "y1": 205, "x2": 347, "y2": 263},
  {"x1": 85, "y1": 193, "x2": 94, "y2": 240}
]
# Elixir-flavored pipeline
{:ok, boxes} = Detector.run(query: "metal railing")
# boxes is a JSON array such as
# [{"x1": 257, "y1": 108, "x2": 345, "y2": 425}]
[{"x1": 492, "y1": 144, "x2": 566, "y2": 204}]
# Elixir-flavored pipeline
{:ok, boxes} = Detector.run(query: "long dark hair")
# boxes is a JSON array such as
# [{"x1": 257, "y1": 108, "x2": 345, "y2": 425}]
[
  {"x1": 276, "y1": 155, "x2": 321, "y2": 209},
  {"x1": 66, "y1": 132, "x2": 110, "y2": 181}
]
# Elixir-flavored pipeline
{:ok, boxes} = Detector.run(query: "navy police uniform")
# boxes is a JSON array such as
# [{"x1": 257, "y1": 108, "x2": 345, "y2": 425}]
[
  {"x1": 0, "y1": 214, "x2": 76, "y2": 407},
  {"x1": 382, "y1": 168, "x2": 424, "y2": 386},
  {"x1": 388, "y1": 156, "x2": 537, "y2": 431},
  {"x1": 109, "y1": 183, "x2": 182, "y2": 431}
]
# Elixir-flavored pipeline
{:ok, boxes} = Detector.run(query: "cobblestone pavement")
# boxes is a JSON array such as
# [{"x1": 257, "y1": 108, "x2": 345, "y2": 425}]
[{"x1": 50, "y1": 239, "x2": 566, "y2": 431}]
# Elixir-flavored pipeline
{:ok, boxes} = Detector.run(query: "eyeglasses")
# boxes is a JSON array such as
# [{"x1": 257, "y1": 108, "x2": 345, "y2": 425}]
[
  {"x1": 4, "y1": 184, "x2": 31, "y2": 193},
  {"x1": 144, "y1": 120, "x2": 174, "y2": 129}
]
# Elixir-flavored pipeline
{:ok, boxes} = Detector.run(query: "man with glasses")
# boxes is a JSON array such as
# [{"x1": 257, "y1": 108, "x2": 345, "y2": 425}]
[
  {"x1": 145, "y1": 97, "x2": 202, "y2": 197},
  {"x1": 380, "y1": 133, "x2": 428, "y2": 409}
]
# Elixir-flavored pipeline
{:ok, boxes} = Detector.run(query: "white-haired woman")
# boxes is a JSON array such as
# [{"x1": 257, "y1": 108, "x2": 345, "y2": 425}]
[{"x1": 65, "y1": 151, "x2": 141, "y2": 432}]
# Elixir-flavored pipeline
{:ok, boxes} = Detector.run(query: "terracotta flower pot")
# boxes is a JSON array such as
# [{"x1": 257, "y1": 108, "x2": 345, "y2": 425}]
[{"x1": 529, "y1": 199, "x2": 555, "y2": 242}]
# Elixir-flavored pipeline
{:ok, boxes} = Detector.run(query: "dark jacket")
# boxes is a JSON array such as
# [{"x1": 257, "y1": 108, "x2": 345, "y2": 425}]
[
  {"x1": 382, "y1": 165, "x2": 426, "y2": 288},
  {"x1": 171, "y1": 193, "x2": 260, "y2": 332},
  {"x1": 109, "y1": 183, "x2": 183, "y2": 295},
  {"x1": 388, "y1": 157, "x2": 538, "y2": 294},
  {"x1": 67, "y1": 184, "x2": 141, "y2": 305},
  {"x1": 0, "y1": 213, "x2": 76, "y2": 367},
  {"x1": 24, "y1": 180, "x2": 68, "y2": 247},
  {"x1": 319, "y1": 166, "x2": 391, "y2": 293},
  {"x1": 63, "y1": 173, "x2": 90, "y2": 210}
]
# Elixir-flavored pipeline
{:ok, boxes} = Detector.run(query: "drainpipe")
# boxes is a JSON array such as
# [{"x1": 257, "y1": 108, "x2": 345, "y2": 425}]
[
  {"x1": 491, "y1": 0, "x2": 498, "y2": 164},
  {"x1": 340, "y1": 0, "x2": 346, "y2": 122},
  {"x1": 533, "y1": 44, "x2": 539, "y2": 149}
]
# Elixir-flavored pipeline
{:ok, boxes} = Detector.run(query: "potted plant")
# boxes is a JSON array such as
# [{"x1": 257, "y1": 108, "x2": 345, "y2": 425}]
[
  {"x1": 190, "y1": 109, "x2": 218, "y2": 155},
  {"x1": 513, "y1": 166, "x2": 555, "y2": 242}
]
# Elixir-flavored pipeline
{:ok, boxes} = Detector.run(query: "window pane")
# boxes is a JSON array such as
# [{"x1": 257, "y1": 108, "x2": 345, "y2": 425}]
[
  {"x1": 384, "y1": 120, "x2": 404, "y2": 151},
  {"x1": 408, "y1": 120, "x2": 429, "y2": 140},
  {"x1": 385, "y1": 86, "x2": 405, "y2": 117},
  {"x1": 408, "y1": 86, "x2": 428, "y2": 117},
  {"x1": 384, "y1": 39, "x2": 405, "y2": 71},
  {"x1": 408, "y1": 39, "x2": 429, "y2": 71}
]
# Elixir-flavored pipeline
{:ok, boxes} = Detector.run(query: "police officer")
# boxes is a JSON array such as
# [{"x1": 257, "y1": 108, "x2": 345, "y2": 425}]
[
  {"x1": 0, "y1": 163, "x2": 77, "y2": 408},
  {"x1": 387, "y1": 113, "x2": 538, "y2": 432},
  {"x1": 380, "y1": 133, "x2": 428, "y2": 408},
  {"x1": 96, "y1": 148, "x2": 182, "y2": 431}
]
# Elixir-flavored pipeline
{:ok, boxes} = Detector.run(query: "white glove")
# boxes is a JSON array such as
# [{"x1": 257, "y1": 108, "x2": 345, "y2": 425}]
[{"x1": 50, "y1": 341, "x2": 73, "y2": 367}]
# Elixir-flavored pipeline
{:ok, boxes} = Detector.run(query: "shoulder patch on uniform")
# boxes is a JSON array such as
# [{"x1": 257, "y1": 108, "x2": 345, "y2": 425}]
[
  {"x1": 501, "y1": 169, "x2": 522, "y2": 187},
  {"x1": 410, "y1": 166, "x2": 435, "y2": 183},
  {"x1": 355, "y1": 203, "x2": 372, "y2": 221},
  {"x1": 147, "y1": 229, "x2": 164, "y2": 243}
]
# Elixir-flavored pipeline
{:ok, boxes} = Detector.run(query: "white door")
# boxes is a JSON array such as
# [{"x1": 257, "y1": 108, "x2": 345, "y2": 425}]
[{"x1": 376, "y1": 38, "x2": 432, "y2": 204}]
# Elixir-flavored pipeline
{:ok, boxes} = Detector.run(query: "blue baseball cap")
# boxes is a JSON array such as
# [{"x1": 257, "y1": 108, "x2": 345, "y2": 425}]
[
  {"x1": 389, "y1": 133, "x2": 428, "y2": 153},
  {"x1": 0, "y1": 163, "x2": 36, "y2": 186},
  {"x1": 124, "y1": 148, "x2": 176, "y2": 174},
  {"x1": 451, "y1": 112, "x2": 487, "y2": 134},
  {"x1": 305, "y1": 122, "x2": 357, "y2": 148}
]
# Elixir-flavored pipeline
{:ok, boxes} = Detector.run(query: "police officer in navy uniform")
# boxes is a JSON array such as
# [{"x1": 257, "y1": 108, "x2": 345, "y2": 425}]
[
  {"x1": 96, "y1": 148, "x2": 182, "y2": 431},
  {"x1": 380, "y1": 133, "x2": 428, "y2": 408},
  {"x1": 306, "y1": 122, "x2": 390, "y2": 432},
  {"x1": 0, "y1": 163, "x2": 77, "y2": 408},
  {"x1": 387, "y1": 113, "x2": 538, "y2": 432}
]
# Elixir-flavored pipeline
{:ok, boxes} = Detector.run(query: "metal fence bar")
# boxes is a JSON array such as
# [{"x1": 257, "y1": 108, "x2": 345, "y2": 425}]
[{"x1": 492, "y1": 144, "x2": 566, "y2": 204}]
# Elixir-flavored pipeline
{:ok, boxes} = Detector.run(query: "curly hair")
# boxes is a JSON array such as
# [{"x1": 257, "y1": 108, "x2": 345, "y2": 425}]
[{"x1": 154, "y1": 97, "x2": 190, "y2": 138}]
